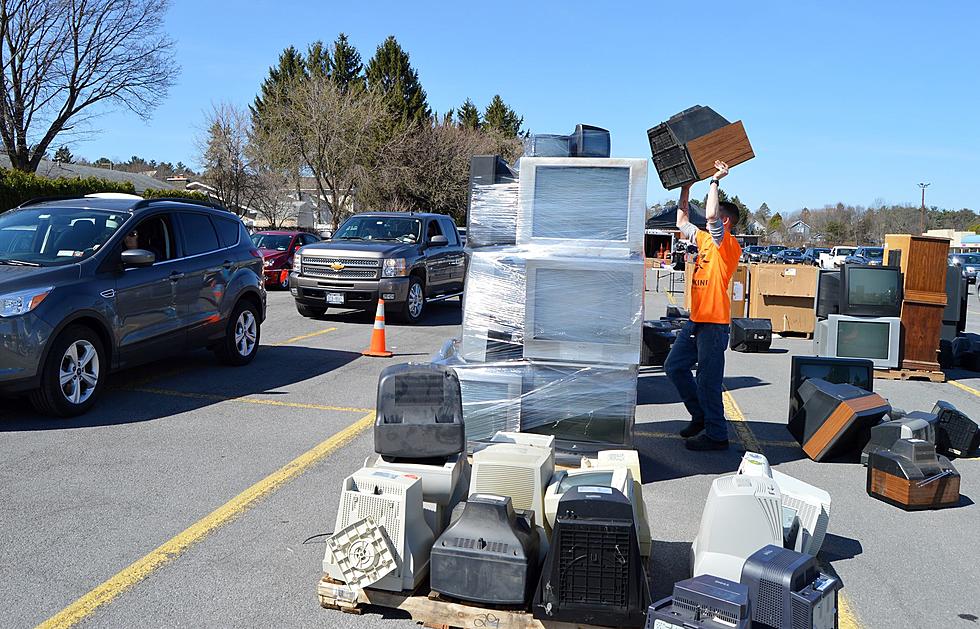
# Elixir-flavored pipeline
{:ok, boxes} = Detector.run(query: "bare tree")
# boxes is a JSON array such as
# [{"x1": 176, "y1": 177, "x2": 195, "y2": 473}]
[
  {"x1": 247, "y1": 155, "x2": 295, "y2": 229},
  {"x1": 198, "y1": 103, "x2": 255, "y2": 215},
  {"x1": 262, "y1": 75, "x2": 406, "y2": 231},
  {"x1": 0, "y1": 0, "x2": 178, "y2": 172}
]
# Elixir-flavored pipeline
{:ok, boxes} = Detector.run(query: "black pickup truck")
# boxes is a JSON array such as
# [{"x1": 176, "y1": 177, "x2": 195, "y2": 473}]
[{"x1": 289, "y1": 212, "x2": 465, "y2": 323}]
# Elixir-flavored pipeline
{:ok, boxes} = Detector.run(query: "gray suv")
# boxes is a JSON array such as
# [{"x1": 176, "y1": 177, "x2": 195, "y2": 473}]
[
  {"x1": 290, "y1": 212, "x2": 465, "y2": 323},
  {"x1": 0, "y1": 195, "x2": 266, "y2": 416}
]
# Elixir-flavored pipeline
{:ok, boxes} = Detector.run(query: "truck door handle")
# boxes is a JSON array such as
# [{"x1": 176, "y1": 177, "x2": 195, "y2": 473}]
[{"x1": 169, "y1": 271, "x2": 185, "y2": 282}]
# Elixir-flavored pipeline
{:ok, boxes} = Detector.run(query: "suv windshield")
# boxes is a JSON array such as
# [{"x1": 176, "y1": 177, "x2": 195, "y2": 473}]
[
  {"x1": 862, "y1": 248, "x2": 883, "y2": 259},
  {"x1": 333, "y1": 216, "x2": 421, "y2": 243},
  {"x1": 251, "y1": 233, "x2": 292, "y2": 251},
  {"x1": 0, "y1": 207, "x2": 129, "y2": 266}
]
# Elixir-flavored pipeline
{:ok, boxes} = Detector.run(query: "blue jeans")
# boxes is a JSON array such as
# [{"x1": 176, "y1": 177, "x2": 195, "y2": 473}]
[{"x1": 664, "y1": 321, "x2": 730, "y2": 441}]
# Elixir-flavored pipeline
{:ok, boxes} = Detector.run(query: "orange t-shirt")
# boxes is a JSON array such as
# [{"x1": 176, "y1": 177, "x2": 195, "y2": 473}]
[{"x1": 689, "y1": 228, "x2": 742, "y2": 324}]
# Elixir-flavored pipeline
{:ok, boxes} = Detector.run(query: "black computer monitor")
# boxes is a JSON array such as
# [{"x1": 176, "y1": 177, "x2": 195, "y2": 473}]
[
  {"x1": 840, "y1": 264, "x2": 903, "y2": 317},
  {"x1": 788, "y1": 356, "x2": 874, "y2": 426},
  {"x1": 815, "y1": 269, "x2": 841, "y2": 319},
  {"x1": 570, "y1": 124, "x2": 611, "y2": 158}
]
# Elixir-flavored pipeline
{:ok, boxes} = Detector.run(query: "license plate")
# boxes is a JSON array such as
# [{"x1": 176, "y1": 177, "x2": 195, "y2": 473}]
[{"x1": 326, "y1": 292, "x2": 345, "y2": 305}]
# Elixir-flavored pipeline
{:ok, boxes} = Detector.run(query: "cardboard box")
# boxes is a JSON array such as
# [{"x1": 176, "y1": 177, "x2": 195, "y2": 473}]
[
  {"x1": 748, "y1": 264, "x2": 817, "y2": 334},
  {"x1": 684, "y1": 262, "x2": 749, "y2": 319}
]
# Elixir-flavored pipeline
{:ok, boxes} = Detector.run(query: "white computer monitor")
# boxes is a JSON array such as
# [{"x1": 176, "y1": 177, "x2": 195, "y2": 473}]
[
  {"x1": 326, "y1": 467, "x2": 434, "y2": 592},
  {"x1": 469, "y1": 442, "x2": 555, "y2": 534},
  {"x1": 515, "y1": 157, "x2": 647, "y2": 256},
  {"x1": 819, "y1": 314, "x2": 900, "y2": 369},
  {"x1": 490, "y1": 430, "x2": 556, "y2": 454},
  {"x1": 736, "y1": 452, "x2": 832, "y2": 556},
  {"x1": 454, "y1": 366, "x2": 524, "y2": 442},
  {"x1": 523, "y1": 256, "x2": 644, "y2": 365},
  {"x1": 544, "y1": 467, "x2": 632, "y2": 528},
  {"x1": 581, "y1": 450, "x2": 652, "y2": 557},
  {"x1": 691, "y1": 475, "x2": 783, "y2": 582}
]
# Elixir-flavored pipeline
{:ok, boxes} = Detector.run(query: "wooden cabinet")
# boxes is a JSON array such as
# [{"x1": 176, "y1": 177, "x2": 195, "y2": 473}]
[{"x1": 883, "y1": 234, "x2": 950, "y2": 370}]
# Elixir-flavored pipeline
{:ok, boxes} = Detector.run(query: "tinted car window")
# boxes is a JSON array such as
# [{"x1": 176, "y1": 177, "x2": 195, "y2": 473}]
[
  {"x1": 178, "y1": 212, "x2": 220, "y2": 256},
  {"x1": 440, "y1": 218, "x2": 458, "y2": 245},
  {"x1": 214, "y1": 216, "x2": 242, "y2": 248}
]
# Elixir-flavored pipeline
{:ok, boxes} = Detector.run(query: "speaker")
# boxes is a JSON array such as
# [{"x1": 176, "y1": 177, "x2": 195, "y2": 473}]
[
  {"x1": 794, "y1": 378, "x2": 890, "y2": 462},
  {"x1": 375, "y1": 363, "x2": 466, "y2": 460},
  {"x1": 867, "y1": 438, "x2": 961, "y2": 510},
  {"x1": 730, "y1": 318, "x2": 772, "y2": 352}
]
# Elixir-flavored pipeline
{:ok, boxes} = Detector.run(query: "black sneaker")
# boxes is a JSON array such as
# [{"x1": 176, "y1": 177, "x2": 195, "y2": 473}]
[
  {"x1": 685, "y1": 434, "x2": 730, "y2": 451},
  {"x1": 679, "y1": 420, "x2": 705, "y2": 438}
]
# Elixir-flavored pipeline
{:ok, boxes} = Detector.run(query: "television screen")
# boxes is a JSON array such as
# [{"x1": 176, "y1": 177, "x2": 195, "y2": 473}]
[
  {"x1": 788, "y1": 356, "x2": 874, "y2": 425},
  {"x1": 530, "y1": 267, "x2": 635, "y2": 345},
  {"x1": 816, "y1": 270, "x2": 840, "y2": 319},
  {"x1": 836, "y1": 320, "x2": 891, "y2": 360},
  {"x1": 531, "y1": 166, "x2": 630, "y2": 241},
  {"x1": 556, "y1": 470, "x2": 615, "y2": 493},
  {"x1": 842, "y1": 266, "x2": 902, "y2": 316}
]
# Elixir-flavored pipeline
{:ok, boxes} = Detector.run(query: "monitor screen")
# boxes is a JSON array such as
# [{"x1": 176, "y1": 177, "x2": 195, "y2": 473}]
[
  {"x1": 531, "y1": 166, "x2": 630, "y2": 241},
  {"x1": 530, "y1": 267, "x2": 635, "y2": 344},
  {"x1": 788, "y1": 356, "x2": 874, "y2": 425},
  {"x1": 843, "y1": 266, "x2": 902, "y2": 315},
  {"x1": 816, "y1": 270, "x2": 840, "y2": 319},
  {"x1": 835, "y1": 320, "x2": 891, "y2": 360},
  {"x1": 557, "y1": 471, "x2": 615, "y2": 493}
]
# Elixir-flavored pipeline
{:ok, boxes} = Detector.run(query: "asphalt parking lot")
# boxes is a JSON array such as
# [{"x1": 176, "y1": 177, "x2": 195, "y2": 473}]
[{"x1": 2, "y1": 283, "x2": 979, "y2": 629}]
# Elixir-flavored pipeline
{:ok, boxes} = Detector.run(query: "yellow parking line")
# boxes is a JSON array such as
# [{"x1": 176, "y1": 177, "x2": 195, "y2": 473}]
[
  {"x1": 272, "y1": 327, "x2": 337, "y2": 347},
  {"x1": 665, "y1": 291, "x2": 677, "y2": 305},
  {"x1": 839, "y1": 591, "x2": 862, "y2": 629},
  {"x1": 131, "y1": 387, "x2": 372, "y2": 414},
  {"x1": 36, "y1": 411, "x2": 376, "y2": 629},
  {"x1": 949, "y1": 379, "x2": 980, "y2": 398},
  {"x1": 721, "y1": 387, "x2": 763, "y2": 453}
]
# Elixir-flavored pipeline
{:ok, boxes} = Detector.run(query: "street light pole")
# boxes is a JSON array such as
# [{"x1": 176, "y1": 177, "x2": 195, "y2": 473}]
[{"x1": 918, "y1": 182, "x2": 930, "y2": 234}]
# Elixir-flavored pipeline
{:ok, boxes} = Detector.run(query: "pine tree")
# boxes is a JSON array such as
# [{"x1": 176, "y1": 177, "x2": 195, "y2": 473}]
[
  {"x1": 365, "y1": 36, "x2": 430, "y2": 124},
  {"x1": 329, "y1": 33, "x2": 364, "y2": 93},
  {"x1": 483, "y1": 95, "x2": 523, "y2": 138},
  {"x1": 251, "y1": 46, "x2": 307, "y2": 126},
  {"x1": 306, "y1": 40, "x2": 331, "y2": 79},
  {"x1": 53, "y1": 145, "x2": 73, "y2": 163},
  {"x1": 456, "y1": 98, "x2": 480, "y2": 130}
]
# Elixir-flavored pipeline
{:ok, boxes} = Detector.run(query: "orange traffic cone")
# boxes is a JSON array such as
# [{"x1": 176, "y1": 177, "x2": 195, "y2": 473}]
[{"x1": 362, "y1": 299, "x2": 394, "y2": 357}]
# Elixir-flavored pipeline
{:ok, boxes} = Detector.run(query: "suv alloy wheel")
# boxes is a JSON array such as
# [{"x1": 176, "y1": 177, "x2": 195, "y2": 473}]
[
  {"x1": 30, "y1": 325, "x2": 106, "y2": 417},
  {"x1": 215, "y1": 301, "x2": 261, "y2": 365}
]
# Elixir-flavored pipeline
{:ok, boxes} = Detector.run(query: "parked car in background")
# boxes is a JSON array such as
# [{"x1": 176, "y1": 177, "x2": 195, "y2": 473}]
[
  {"x1": 251, "y1": 230, "x2": 320, "y2": 289},
  {"x1": 818, "y1": 246, "x2": 857, "y2": 269},
  {"x1": 760, "y1": 245, "x2": 787, "y2": 263},
  {"x1": 950, "y1": 252, "x2": 980, "y2": 284},
  {"x1": 0, "y1": 195, "x2": 266, "y2": 416},
  {"x1": 457, "y1": 227, "x2": 467, "y2": 247},
  {"x1": 290, "y1": 212, "x2": 465, "y2": 323},
  {"x1": 844, "y1": 246, "x2": 884, "y2": 266},
  {"x1": 773, "y1": 248, "x2": 805, "y2": 264},
  {"x1": 741, "y1": 245, "x2": 766, "y2": 262},
  {"x1": 802, "y1": 247, "x2": 830, "y2": 265}
]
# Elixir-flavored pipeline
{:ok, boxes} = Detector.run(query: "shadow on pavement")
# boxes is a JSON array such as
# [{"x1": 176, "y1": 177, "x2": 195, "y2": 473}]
[
  {"x1": 318, "y1": 299, "x2": 462, "y2": 329},
  {"x1": 0, "y1": 344, "x2": 362, "y2": 432},
  {"x1": 648, "y1": 540, "x2": 692, "y2": 601},
  {"x1": 637, "y1": 372, "x2": 767, "y2": 405}
]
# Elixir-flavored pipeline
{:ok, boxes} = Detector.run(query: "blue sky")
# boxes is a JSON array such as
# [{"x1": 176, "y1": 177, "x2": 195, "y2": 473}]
[{"x1": 72, "y1": 0, "x2": 979, "y2": 215}]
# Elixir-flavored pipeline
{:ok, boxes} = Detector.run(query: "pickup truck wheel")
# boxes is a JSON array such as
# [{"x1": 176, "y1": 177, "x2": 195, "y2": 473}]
[
  {"x1": 398, "y1": 277, "x2": 425, "y2": 324},
  {"x1": 30, "y1": 325, "x2": 106, "y2": 417},
  {"x1": 296, "y1": 303, "x2": 327, "y2": 318}
]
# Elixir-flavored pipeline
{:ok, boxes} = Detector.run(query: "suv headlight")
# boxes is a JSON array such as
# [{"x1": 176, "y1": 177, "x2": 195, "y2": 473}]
[
  {"x1": 0, "y1": 286, "x2": 53, "y2": 317},
  {"x1": 383, "y1": 258, "x2": 408, "y2": 277}
]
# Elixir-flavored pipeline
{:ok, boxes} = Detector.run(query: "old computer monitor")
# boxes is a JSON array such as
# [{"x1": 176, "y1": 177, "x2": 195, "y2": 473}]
[
  {"x1": 788, "y1": 356, "x2": 874, "y2": 424},
  {"x1": 454, "y1": 366, "x2": 525, "y2": 442},
  {"x1": 815, "y1": 269, "x2": 841, "y2": 320},
  {"x1": 569, "y1": 124, "x2": 611, "y2": 158},
  {"x1": 822, "y1": 314, "x2": 901, "y2": 369},
  {"x1": 840, "y1": 264, "x2": 903, "y2": 317},
  {"x1": 515, "y1": 157, "x2": 647, "y2": 255},
  {"x1": 469, "y1": 442, "x2": 555, "y2": 533}
]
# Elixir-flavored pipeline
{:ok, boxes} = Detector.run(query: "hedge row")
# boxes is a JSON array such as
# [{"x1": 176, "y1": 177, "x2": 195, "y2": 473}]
[{"x1": 0, "y1": 167, "x2": 214, "y2": 211}]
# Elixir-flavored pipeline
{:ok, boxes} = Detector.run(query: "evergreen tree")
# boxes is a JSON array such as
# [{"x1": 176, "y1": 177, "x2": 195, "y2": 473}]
[
  {"x1": 769, "y1": 212, "x2": 784, "y2": 232},
  {"x1": 456, "y1": 98, "x2": 480, "y2": 130},
  {"x1": 365, "y1": 36, "x2": 430, "y2": 124},
  {"x1": 306, "y1": 40, "x2": 331, "y2": 79},
  {"x1": 483, "y1": 94, "x2": 523, "y2": 137},
  {"x1": 53, "y1": 145, "x2": 73, "y2": 163},
  {"x1": 329, "y1": 33, "x2": 364, "y2": 93},
  {"x1": 251, "y1": 46, "x2": 307, "y2": 126}
]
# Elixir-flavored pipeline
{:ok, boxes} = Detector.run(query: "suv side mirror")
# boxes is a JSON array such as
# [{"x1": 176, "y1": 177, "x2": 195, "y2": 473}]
[
  {"x1": 429, "y1": 235, "x2": 448, "y2": 247},
  {"x1": 121, "y1": 248, "x2": 155, "y2": 268}
]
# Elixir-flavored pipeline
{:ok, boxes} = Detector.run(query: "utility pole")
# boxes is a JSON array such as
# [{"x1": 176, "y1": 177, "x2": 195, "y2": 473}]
[{"x1": 918, "y1": 182, "x2": 930, "y2": 234}]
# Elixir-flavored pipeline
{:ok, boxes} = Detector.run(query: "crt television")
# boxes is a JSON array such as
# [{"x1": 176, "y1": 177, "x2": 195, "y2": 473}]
[
  {"x1": 840, "y1": 264, "x2": 903, "y2": 317},
  {"x1": 820, "y1": 314, "x2": 901, "y2": 369},
  {"x1": 788, "y1": 356, "x2": 874, "y2": 423},
  {"x1": 523, "y1": 256, "x2": 644, "y2": 364},
  {"x1": 515, "y1": 157, "x2": 647, "y2": 255},
  {"x1": 815, "y1": 269, "x2": 840, "y2": 320}
]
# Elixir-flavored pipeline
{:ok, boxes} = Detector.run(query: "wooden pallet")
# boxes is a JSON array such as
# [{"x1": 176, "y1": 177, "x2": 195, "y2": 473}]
[
  {"x1": 874, "y1": 368, "x2": 946, "y2": 383},
  {"x1": 317, "y1": 574, "x2": 612, "y2": 629}
]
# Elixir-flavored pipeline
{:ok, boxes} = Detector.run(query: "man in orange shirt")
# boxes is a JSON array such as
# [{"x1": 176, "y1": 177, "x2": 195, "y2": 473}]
[{"x1": 664, "y1": 160, "x2": 743, "y2": 451}]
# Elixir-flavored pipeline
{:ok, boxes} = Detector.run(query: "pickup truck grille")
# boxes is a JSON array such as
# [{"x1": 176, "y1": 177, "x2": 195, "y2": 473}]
[{"x1": 302, "y1": 256, "x2": 380, "y2": 280}]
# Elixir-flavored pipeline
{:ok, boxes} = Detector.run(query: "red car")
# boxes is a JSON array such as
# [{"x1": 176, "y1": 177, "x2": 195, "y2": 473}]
[{"x1": 250, "y1": 230, "x2": 321, "y2": 289}]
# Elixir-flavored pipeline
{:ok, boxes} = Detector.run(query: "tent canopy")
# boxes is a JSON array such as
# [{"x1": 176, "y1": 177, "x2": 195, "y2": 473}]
[{"x1": 645, "y1": 202, "x2": 707, "y2": 231}]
